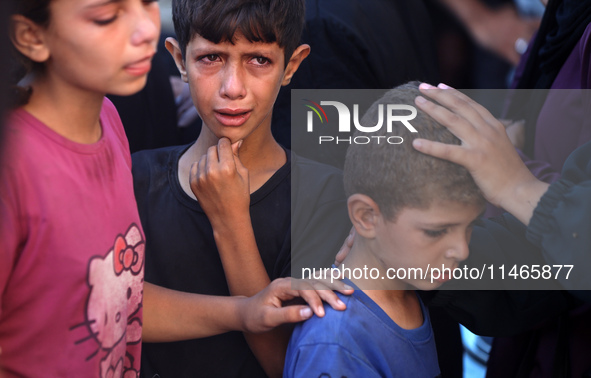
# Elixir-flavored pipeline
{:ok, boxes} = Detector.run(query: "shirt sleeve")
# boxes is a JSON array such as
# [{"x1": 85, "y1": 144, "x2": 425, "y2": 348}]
[
  {"x1": 526, "y1": 179, "x2": 591, "y2": 300},
  {"x1": 284, "y1": 343, "x2": 382, "y2": 378},
  {"x1": 525, "y1": 140, "x2": 591, "y2": 301}
]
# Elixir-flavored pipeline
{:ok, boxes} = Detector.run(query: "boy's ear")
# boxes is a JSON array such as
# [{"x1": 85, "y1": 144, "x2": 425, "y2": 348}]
[
  {"x1": 165, "y1": 37, "x2": 188, "y2": 82},
  {"x1": 347, "y1": 194, "x2": 381, "y2": 239},
  {"x1": 10, "y1": 15, "x2": 50, "y2": 63},
  {"x1": 281, "y1": 44, "x2": 310, "y2": 86}
]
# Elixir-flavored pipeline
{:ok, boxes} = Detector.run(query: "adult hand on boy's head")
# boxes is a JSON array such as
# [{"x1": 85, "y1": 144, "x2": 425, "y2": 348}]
[
  {"x1": 412, "y1": 83, "x2": 549, "y2": 225},
  {"x1": 241, "y1": 277, "x2": 353, "y2": 334},
  {"x1": 190, "y1": 137, "x2": 250, "y2": 226}
]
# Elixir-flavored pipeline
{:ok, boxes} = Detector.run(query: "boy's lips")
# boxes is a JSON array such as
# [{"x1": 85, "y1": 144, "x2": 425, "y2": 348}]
[
  {"x1": 431, "y1": 266, "x2": 455, "y2": 283},
  {"x1": 433, "y1": 274, "x2": 452, "y2": 284},
  {"x1": 214, "y1": 109, "x2": 252, "y2": 126}
]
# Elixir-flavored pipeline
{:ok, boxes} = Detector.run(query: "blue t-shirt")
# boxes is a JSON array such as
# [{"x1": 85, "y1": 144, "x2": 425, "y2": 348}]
[{"x1": 284, "y1": 280, "x2": 441, "y2": 378}]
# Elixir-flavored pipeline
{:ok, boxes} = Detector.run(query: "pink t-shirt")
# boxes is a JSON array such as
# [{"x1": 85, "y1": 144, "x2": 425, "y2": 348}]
[{"x1": 0, "y1": 99, "x2": 145, "y2": 377}]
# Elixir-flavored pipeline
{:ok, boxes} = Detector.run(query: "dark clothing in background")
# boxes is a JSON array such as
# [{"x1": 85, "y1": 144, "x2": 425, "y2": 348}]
[{"x1": 272, "y1": 0, "x2": 439, "y2": 168}]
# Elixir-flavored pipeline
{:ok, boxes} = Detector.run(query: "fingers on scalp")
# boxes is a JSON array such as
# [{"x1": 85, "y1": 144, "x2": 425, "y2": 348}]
[
  {"x1": 414, "y1": 139, "x2": 462, "y2": 164},
  {"x1": 436, "y1": 84, "x2": 499, "y2": 126},
  {"x1": 416, "y1": 96, "x2": 465, "y2": 130},
  {"x1": 420, "y1": 84, "x2": 471, "y2": 114}
]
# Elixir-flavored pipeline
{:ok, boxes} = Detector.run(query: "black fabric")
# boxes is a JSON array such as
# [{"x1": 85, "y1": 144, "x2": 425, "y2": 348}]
[
  {"x1": 538, "y1": 0, "x2": 591, "y2": 80},
  {"x1": 132, "y1": 144, "x2": 350, "y2": 378},
  {"x1": 508, "y1": 0, "x2": 591, "y2": 156},
  {"x1": 272, "y1": 0, "x2": 439, "y2": 167},
  {"x1": 108, "y1": 52, "x2": 181, "y2": 154}
]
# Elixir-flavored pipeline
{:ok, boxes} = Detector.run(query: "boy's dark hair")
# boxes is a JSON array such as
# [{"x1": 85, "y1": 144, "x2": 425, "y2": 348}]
[
  {"x1": 172, "y1": 0, "x2": 305, "y2": 65},
  {"x1": 344, "y1": 82, "x2": 484, "y2": 221}
]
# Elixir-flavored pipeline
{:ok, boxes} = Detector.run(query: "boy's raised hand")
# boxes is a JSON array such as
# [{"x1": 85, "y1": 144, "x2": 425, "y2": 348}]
[
  {"x1": 412, "y1": 83, "x2": 549, "y2": 225},
  {"x1": 190, "y1": 137, "x2": 250, "y2": 226},
  {"x1": 240, "y1": 277, "x2": 353, "y2": 334}
]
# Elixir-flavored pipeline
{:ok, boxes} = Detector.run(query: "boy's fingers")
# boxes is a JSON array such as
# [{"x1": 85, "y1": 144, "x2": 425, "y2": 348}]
[
  {"x1": 190, "y1": 161, "x2": 199, "y2": 179},
  {"x1": 260, "y1": 279, "x2": 318, "y2": 322},
  {"x1": 217, "y1": 137, "x2": 234, "y2": 163},
  {"x1": 231, "y1": 140, "x2": 243, "y2": 157},
  {"x1": 334, "y1": 229, "x2": 354, "y2": 266},
  {"x1": 206, "y1": 145, "x2": 219, "y2": 169},
  {"x1": 297, "y1": 289, "x2": 325, "y2": 317},
  {"x1": 197, "y1": 155, "x2": 207, "y2": 178},
  {"x1": 231, "y1": 140, "x2": 247, "y2": 174},
  {"x1": 269, "y1": 306, "x2": 314, "y2": 326},
  {"x1": 315, "y1": 289, "x2": 347, "y2": 311},
  {"x1": 314, "y1": 278, "x2": 353, "y2": 293}
]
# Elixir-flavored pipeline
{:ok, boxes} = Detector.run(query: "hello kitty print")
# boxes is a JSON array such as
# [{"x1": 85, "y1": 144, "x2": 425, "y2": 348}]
[{"x1": 71, "y1": 224, "x2": 145, "y2": 378}]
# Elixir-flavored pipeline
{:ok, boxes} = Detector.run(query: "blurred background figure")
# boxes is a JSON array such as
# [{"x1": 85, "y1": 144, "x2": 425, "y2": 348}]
[{"x1": 428, "y1": 0, "x2": 541, "y2": 91}]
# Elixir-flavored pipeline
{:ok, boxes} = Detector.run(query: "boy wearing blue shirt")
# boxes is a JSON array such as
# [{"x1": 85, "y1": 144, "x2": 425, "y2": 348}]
[{"x1": 284, "y1": 83, "x2": 486, "y2": 377}]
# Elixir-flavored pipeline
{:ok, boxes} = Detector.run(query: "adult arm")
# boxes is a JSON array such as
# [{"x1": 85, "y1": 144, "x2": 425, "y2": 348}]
[
  {"x1": 413, "y1": 83, "x2": 550, "y2": 226},
  {"x1": 414, "y1": 83, "x2": 591, "y2": 297}
]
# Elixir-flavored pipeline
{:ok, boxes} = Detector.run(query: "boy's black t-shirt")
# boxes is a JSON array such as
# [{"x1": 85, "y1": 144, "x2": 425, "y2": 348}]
[{"x1": 132, "y1": 144, "x2": 350, "y2": 378}]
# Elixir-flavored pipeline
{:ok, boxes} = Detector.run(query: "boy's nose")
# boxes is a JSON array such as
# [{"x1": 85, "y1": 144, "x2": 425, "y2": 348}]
[
  {"x1": 445, "y1": 236, "x2": 470, "y2": 262},
  {"x1": 220, "y1": 64, "x2": 247, "y2": 100},
  {"x1": 130, "y1": 2, "x2": 161, "y2": 47}
]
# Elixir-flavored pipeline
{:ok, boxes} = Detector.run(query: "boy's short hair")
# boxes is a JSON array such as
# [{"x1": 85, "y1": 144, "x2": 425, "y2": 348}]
[
  {"x1": 172, "y1": 0, "x2": 305, "y2": 64},
  {"x1": 344, "y1": 82, "x2": 484, "y2": 221}
]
